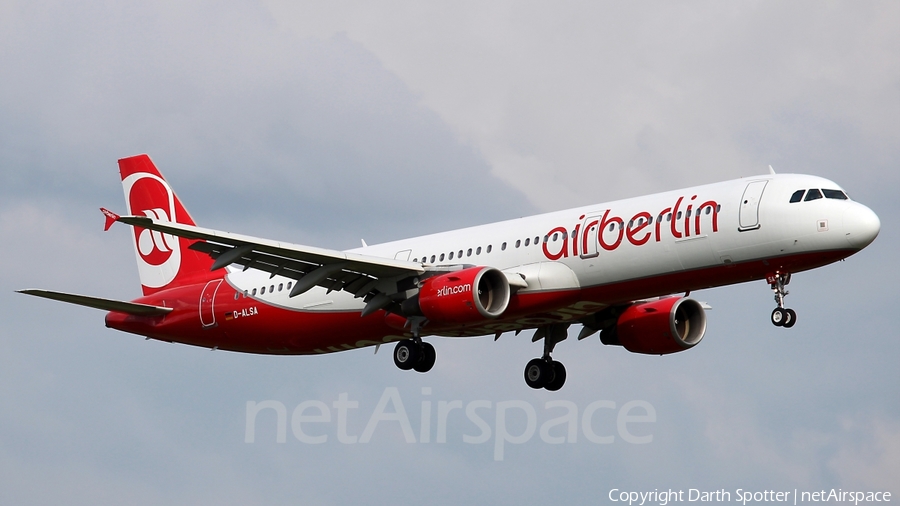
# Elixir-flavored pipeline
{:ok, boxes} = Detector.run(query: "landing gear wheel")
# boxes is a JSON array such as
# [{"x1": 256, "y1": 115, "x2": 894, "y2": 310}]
[
  {"x1": 413, "y1": 342, "x2": 436, "y2": 373},
  {"x1": 768, "y1": 272, "x2": 798, "y2": 328},
  {"x1": 783, "y1": 309, "x2": 797, "y2": 328},
  {"x1": 771, "y1": 308, "x2": 786, "y2": 327},
  {"x1": 393, "y1": 339, "x2": 420, "y2": 371},
  {"x1": 524, "y1": 358, "x2": 553, "y2": 389},
  {"x1": 544, "y1": 361, "x2": 567, "y2": 391}
]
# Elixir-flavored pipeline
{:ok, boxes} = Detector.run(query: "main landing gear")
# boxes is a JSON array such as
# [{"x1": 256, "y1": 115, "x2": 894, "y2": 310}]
[
  {"x1": 393, "y1": 339, "x2": 436, "y2": 373},
  {"x1": 524, "y1": 324, "x2": 568, "y2": 391},
  {"x1": 392, "y1": 318, "x2": 435, "y2": 373},
  {"x1": 768, "y1": 272, "x2": 797, "y2": 328}
]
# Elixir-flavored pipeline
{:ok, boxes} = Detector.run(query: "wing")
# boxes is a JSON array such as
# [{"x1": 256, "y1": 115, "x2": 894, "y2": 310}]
[
  {"x1": 17, "y1": 289, "x2": 173, "y2": 316},
  {"x1": 117, "y1": 215, "x2": 427, "y2": 316}
]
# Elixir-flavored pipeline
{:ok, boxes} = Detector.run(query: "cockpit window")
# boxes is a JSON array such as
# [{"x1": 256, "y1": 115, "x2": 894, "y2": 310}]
[
  {"x1": 804, "y1": 189, "x2": 823, "y2": 201},
  {"x1": 822, "y1": 189, "x2": 848, "y2": 200},
  {"x1": 789, "y1": 190, "x2": 805, "y2": 203}
]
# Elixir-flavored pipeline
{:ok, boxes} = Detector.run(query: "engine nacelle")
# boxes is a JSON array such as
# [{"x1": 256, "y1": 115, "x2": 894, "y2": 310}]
[
  {"x1": 611, "y1": 297, "x2": 707, "y2": 355},
  {"x1": 418, "y1": 267, "x2": 510, "y2": 324}
]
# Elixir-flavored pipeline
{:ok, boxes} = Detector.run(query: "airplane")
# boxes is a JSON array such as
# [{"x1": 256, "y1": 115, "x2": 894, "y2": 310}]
[{"x1": 19, "y1": 155, "x2": 880, "y2": 390}]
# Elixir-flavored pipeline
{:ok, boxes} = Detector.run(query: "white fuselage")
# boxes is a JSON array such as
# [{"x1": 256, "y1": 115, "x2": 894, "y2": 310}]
[{"x1": 224, "y1": 173, "x2": 879, "y2": 317}]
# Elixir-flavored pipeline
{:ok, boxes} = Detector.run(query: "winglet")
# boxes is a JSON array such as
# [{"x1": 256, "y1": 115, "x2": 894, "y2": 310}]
[{"x1": 100, "y1": 208, "x2": 120, "y2": 231}]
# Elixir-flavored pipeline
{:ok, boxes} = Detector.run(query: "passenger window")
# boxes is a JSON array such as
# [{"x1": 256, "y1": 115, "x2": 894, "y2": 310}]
[
  {"x1": 467, "y1": 248, "x2": 472, "y2": 257},
  {"x1": 234, "y1": 292, "x2": 239, "y2": 300},
  {"x1": 534, "y1": 236, "x2": 539, "y2": 245},
  {"x1": 243, "y1": 290, "x2": 248, "y2": 298},
  {"x1": 805, "y1": 189, "x2": 823, "y2": 201},
  {"x1": 716, "y1": 205, "x2": 721, "y2": 213},
  {"x1": 439, "y1": 253, "x2": 445, "y2": 261},
  {"x1": 448, "y1": 252, "x2": 454, "y2": 260},
  {"x1": 524, "y1": 238, "x2": 530, "y2": 246},
  {"x1": 476, "y1": 246, "x2": 482, "y2": 255},
  {"x1": 252, "y1": 288, "x2": 257, "y2": 296},
  {"x1": 501, "y1": 242, "x2": 507, "y2": 251},
  {"x1": 677, "y1": 211, "x2": 682, "y2": 220},
  {"x1": 270, "y1": 285, "x2": 274, "y2": 293},
  {"x1": 430, "y1": 255, "x2": 436, "y2": 263},
  {"x1": 516, "y1": 240, "x2": 521, "y2": 248},
  {"x1": 287, "y1": 282, "x2": 292, "y2": 290},
  {"x1": 608, "y1": 223, "x2": 615, "y2": 232},
  {"x1": 487, "y1": 245, "x2": 492, "y2": 253},
  {"x1": 458, "y1": 250, "x2": 463, "y2": 258},
  {"x1": 823, "y1": 189, "x2": 848, "y2": 200},
  {"x1": 278, "y1": 283, "x2": 283, "y2": 292},
  {"x1": 789, "y1": 190, "x2": 805, "y2": 203},
  {"x1": 261, "y1": 286, "x2": 266, "y2": 295},
  {"x1": 552, "y1": 233, "x2": 558, "y2": 241}
]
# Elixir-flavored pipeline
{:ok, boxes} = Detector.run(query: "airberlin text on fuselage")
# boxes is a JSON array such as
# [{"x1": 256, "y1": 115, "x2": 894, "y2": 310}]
[{"x1": 542, "y1": 195, "x2": 720, "y2": 261}]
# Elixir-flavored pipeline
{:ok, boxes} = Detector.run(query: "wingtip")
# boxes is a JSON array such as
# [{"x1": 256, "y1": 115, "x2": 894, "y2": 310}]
[{"x1": 100, "y1": 207, "x2": 120, "y2": 231}]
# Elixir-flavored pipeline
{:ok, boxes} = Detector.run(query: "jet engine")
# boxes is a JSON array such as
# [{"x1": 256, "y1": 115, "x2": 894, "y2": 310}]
[
  {"x1": 417, "y1": 267, "x2": 510, "y2": 324},
  {"x1": 601, "y1": 297, "x2": 707, "y2": 355}
]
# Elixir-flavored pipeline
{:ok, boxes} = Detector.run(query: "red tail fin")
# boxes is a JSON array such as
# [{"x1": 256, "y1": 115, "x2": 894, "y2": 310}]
[{"x1": 119, "y1": 154, "x2": 219, "y2": 296}]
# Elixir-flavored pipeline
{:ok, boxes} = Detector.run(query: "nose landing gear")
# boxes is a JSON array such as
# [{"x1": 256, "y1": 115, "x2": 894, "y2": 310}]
[{"x1": 768, "y1": 272, "x2": 797, "y2": 328}]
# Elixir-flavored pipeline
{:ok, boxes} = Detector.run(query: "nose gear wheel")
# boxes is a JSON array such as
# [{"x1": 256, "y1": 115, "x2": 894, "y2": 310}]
[{"x1": 768, "y1": 272, "x2": 797, "y2": 328}]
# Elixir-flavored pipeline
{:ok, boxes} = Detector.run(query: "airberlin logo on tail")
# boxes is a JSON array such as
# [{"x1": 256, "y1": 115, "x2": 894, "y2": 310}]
[
  {"x1": 136, "y1": 208, "x2": 179, "y2": 265},
  {"x1": 122, "y1": 172, "x2": 182, "y2": 289}
]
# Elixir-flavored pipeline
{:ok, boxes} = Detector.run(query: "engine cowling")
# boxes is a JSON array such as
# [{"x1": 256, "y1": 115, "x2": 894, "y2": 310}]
[
  {"x1": 418, "y1": 267, "x2": 510, "y2": 324},
  {"x1": 610, "y1": 297, "x2": 707, "y2": 355}
]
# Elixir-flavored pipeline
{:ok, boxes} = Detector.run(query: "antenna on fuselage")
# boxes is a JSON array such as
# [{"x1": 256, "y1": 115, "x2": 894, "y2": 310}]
[{"x1": 769, "y1": 165, "x2": 776, "y2": 175}]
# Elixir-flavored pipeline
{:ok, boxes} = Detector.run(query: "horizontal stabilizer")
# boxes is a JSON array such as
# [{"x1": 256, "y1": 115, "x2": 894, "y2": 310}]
[{"x1": 17, "y1": 289, "x2": 173, "y2": 316}]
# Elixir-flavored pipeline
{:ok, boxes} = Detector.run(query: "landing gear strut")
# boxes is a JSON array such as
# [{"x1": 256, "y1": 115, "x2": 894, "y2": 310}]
[
  {"x1": 768, "y1": 272, "x2": 797, "y2": 328},
  {"x1": 523, "y1": 324, "x2": 568, "y2": 391}
]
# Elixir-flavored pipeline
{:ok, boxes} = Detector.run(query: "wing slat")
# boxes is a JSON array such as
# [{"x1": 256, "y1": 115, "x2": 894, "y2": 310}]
[
  {"x1": 122, "y1": 216, "x2": 423, "y2": 279},
  {"x1": 187, "y1": 236, "x2": 397, "y2": 298}
]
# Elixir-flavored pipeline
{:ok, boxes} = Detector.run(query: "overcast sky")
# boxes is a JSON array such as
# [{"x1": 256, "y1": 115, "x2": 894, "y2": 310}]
[{"x1": 1, "y1": 2, "x2": 898, "y2": 505}]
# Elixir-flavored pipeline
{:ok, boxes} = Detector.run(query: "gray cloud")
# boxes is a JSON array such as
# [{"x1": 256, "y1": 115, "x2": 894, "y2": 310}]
[
  {"x1": 0, "y1": 2, "x2": 534, "y2": 249},
  {"x1": 266, "y1": 1, "x2": 900, "y2": 205}
]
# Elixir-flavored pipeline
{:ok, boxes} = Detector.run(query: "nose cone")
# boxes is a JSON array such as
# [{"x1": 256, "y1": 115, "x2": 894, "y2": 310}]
[{"x1": 843, "y1": 203, "x2": 880, "y2": 249}]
